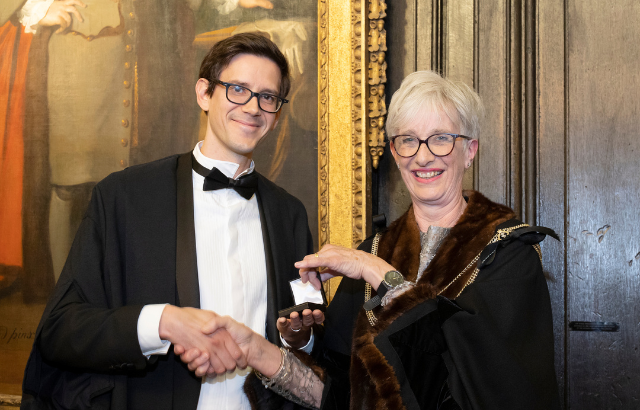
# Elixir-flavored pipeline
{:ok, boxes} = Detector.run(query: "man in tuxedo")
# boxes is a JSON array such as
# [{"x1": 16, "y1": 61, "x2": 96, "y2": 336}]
[{"x1": 21, "y1": 33, "x2": 321, "y2": 409}]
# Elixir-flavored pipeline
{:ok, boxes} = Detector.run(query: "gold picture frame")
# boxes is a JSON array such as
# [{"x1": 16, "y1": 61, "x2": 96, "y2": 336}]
[{"x1": 319, "y1": 0, "x2": 387, "y2": 300}]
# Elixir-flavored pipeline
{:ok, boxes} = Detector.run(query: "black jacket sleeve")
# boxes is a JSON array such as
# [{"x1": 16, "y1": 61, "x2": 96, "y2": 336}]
[{"x1": 37, "y1": 186, "x2": 146, "y2": 371}]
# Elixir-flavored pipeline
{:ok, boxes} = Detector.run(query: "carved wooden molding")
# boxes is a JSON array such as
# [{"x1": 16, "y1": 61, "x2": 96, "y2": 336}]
[
  {"x1": 319, "y1": 0, "x2": 387, "y2": 300},
  {"x1": 351, "y1": 0, "x2": 366, "y2": 248},
  {"x1": 366, "y1": 0, "x2": 388, "y2": 172},
  {"x1": 318, "y1": 0, "x2": 387, "y2": 251},
  {"x1": 318, "y1": 0, "x2": 329, "y2": 248}
]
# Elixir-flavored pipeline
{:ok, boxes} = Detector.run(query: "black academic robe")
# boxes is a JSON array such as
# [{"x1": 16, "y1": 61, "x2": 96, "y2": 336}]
[
  {"x1": 21, "y1": 152, "x2": 313, "y2": 410},
  {"x1": 245, "y1": 191, "x2": 562, "y2": 410},
  {"x1": 321, "y1": 191, "x2": 561, "y2": 410}
]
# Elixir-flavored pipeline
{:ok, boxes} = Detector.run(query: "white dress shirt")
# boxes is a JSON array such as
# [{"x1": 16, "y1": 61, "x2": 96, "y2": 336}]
[
  {"x1": 136, "y1": 143, "x2": 311, "y2": 409},
  {"x1": 192, "y1": 143, "x2": 267, "y2": 409}
]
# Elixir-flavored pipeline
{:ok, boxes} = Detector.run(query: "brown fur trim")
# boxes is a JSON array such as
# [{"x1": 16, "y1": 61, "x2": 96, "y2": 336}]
[
  {"x1": 351, "y1": 191, "x2": 516, "y2": 409},
  {"x1": 244, "y1": 372, "x2": 261, "y2": 409},
  {"x1": 352, "y1": 312, "x2": 405, "y2": 410}
]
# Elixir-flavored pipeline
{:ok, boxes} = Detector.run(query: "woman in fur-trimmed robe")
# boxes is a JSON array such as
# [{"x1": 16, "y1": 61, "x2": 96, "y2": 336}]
[{"x1": 178, "y1": 70, "x2": 562, "y2": 410}]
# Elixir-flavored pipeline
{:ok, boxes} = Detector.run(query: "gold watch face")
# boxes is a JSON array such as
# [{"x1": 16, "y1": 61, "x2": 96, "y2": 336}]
[{"x1": 384, "y1": 270, "x2": 404, "y2": 287}]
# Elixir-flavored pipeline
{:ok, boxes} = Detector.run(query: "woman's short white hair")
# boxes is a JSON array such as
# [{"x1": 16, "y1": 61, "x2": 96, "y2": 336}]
[{"x1": 386, "y1": 70, "x2": 484, "y2": 140}]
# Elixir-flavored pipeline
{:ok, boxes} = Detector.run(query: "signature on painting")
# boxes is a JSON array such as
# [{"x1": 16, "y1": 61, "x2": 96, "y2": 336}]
[{"x1": 0, "y1": 326, "x2": 36, "y2": 344}]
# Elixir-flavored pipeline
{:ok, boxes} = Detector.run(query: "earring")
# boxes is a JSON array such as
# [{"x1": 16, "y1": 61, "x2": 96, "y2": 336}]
[
  {"x1": 396, "y1": 162, "x2": 400, "y2": 169},
  {"x1": 466, "y1": 161, "x2": 471, "y2": 168}
]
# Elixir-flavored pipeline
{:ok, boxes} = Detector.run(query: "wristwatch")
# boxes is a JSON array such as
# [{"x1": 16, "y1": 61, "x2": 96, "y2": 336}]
[{"x1": 363, "y1": 270, "x2": 405, "y2": 311}]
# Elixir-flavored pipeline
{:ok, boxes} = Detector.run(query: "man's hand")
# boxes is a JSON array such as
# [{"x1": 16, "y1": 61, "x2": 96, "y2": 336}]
[
  {"x1": 39, "y1": 0, "x2": 86, "y2": 34},
  {"x1": 159, "y1": 306, "x2": 247, "y2": 376},
  {"x1": 277, "y1": 309, "x2": 324, "y2": 349}
]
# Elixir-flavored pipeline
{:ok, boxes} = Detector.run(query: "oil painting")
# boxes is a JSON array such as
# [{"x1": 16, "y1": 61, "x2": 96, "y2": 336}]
[{"x1": 0, "y1": 0, "x2": 317, "y2": 397}]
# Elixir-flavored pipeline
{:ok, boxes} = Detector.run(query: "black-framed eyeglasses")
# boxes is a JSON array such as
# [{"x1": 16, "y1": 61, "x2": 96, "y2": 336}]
[
  {"x1": 390, "y1": 133, "x2": 471, "y2": 157},
  {"x1": 214, "y1": 80, "x2": 288, "y2": 113}
]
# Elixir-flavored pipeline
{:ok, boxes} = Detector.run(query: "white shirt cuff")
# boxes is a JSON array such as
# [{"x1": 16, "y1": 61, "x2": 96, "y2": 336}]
[
  {"x1": 138, "y1": 304, "x2": 171, "y2": 357},
  {"x1": 280, "y1": 327, "x2": 314, "y2": 354},
  {"x1": 19, "y1": 0, "x2": 54, "y2": 34}
]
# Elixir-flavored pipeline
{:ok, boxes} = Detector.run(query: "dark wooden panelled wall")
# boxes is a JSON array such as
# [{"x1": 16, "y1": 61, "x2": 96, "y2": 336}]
[{"x1": 381, "y1": 1, "x2": 640, "y2": 408}]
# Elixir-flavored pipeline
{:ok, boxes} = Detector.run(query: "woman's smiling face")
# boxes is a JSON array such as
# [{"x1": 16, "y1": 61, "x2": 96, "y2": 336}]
[{"x1": 390, "y1": 108, "x2": 478, "y2": 209}]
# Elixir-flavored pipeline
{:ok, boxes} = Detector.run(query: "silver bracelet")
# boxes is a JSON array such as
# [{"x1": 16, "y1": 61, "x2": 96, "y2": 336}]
[
  {"x1": 254, "y1": 346, "x2": 287, "y2": 387},
  {"x1": 253, "y1": 347, "x2": 320, "y2": 410}
]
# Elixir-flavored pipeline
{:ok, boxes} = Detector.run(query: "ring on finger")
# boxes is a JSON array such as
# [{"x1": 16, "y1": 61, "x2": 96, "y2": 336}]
[
  {"x1": 291, "y1": 327, "x2": 301, "y2": 332},
  {"x1": 314, "y1": 252, "x2": 319, "y2": 258}
]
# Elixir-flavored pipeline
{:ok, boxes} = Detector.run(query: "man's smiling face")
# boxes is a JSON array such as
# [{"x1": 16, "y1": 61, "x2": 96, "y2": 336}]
[{"x1": 197, "y1": 53, "x2": 282, "y2": 164}]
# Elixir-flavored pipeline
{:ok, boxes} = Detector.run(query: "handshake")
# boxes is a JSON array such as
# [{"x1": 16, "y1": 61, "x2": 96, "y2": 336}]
[
  {"x1": 155, "y1": 243, "x2": 378, "y2": 378},
  {"x1": 158, "y1": 305, "x2": 325, "y2": 377}
]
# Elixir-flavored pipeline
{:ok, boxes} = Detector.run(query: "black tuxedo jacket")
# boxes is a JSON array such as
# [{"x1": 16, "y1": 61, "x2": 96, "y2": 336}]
[{"x1": 21, "y1": 153, "x2": 313, "y2": 410}]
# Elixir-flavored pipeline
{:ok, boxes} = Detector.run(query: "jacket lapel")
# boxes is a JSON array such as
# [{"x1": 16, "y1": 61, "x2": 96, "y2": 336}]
[
  {"x1": 256, "y1": 193, "x2": 279, "y2": 346},
  {"x1": 256, "y1": 176, "x2": 288, "y2": 346},
  {"x1": 175, "y1": 152, "x2": 200, "y2": 308}
]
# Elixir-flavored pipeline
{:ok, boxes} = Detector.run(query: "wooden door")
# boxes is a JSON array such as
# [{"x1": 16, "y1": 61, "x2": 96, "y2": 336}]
[{"x1": 539, "y1": 1, "x2": 640, "y2": 408}]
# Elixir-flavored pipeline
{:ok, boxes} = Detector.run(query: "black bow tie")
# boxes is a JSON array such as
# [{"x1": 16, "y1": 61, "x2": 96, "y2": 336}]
[{"x1": 192, "y1": 154, "x2": 258, "y2": 200}]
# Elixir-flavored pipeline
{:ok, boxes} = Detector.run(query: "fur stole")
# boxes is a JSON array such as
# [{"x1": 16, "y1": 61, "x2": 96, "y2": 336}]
[{"x1": 349, "y1": 190, "x2": 516, "y2": 410}]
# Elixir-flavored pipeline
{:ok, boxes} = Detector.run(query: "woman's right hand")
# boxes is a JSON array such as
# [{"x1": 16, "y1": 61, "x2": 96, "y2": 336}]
[{"x1": 294, "y1": 244, "x2": 396, "y2": 291}]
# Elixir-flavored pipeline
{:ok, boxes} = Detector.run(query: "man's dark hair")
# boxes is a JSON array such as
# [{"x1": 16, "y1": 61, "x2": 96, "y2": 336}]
[{"x1": 199, "y1": 32, "x2": 291, "y2": 98}]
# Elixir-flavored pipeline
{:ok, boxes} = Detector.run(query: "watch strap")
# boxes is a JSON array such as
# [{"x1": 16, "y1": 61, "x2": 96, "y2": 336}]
[
  {"x1": 377, "y1": 280, "x2": 390, "y2": 298},
  {"x1": 363, "y1": 281, "x2": 389, "y2": 311},
  {"x1": 363, "y1": 294, "x2": 381, "y2": 311}
]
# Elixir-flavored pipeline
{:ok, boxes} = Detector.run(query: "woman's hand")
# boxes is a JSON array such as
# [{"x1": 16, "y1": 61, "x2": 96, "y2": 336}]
[{"x1": 294, "y1": 244, "x2": 397, "y2": 291}]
